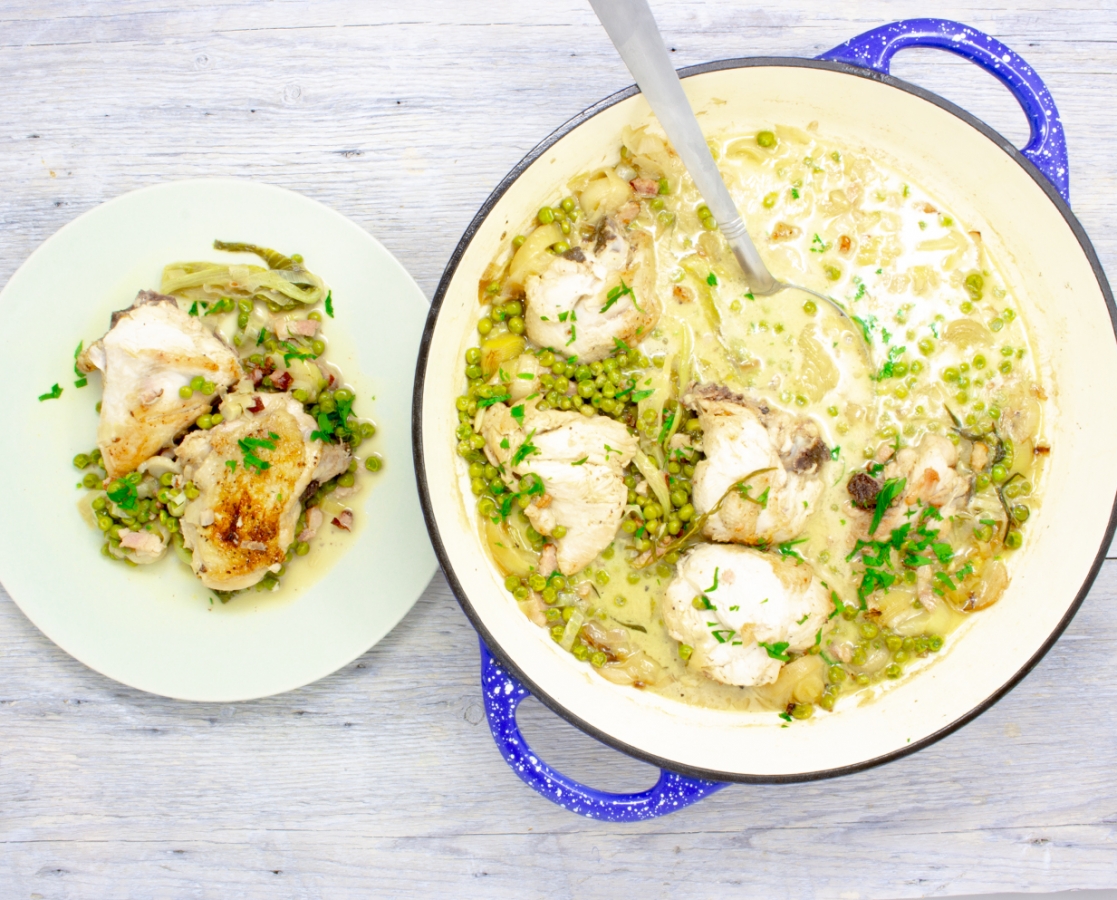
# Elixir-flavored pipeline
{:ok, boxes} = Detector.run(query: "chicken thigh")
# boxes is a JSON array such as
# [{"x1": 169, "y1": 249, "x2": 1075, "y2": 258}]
[
  {"x1": 77, "y1": 291, "x2": 243, "y2": 479},
  {"x1": 685, "y1": 385, "x2": 830, "y2": 545},
  {"x1": 523, "y1": 218, "x2": 658, "y2": 363},
  {"x1": 176, "y1": 392, "x2": 350, "y2": 591},
  {"x1": 662, "y1": 543, "x2": 830, "y2": 687},
  {"x1": 480, "y1": 403, "x2": 637, "y2": 575}
]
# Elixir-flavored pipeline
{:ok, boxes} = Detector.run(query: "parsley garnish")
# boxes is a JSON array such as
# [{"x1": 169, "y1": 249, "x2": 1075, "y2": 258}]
[
  {"x1": 852, "y1": 314, "x2": 876, "y2": 345},
  {"x1": 477, "y1": 393, "x2": 511, "y2": 408},
  {"x1": 613, "y1": 337, "x2": 630, "y2": 354},
  {"x1": 631, "y1": 389, "x2": 654, "y2": 403},
  {"x1": 872, "y1": 345, "x2": 906, "y2": 381},
  {"x1": 571, "y1": 456, "x2": 588, "y2": 466},
  {"x1": 869, "y1": 477, "x2": 906, "y2": 535},
  {"x1": 511, "y1": 430, "x2": 539, "y2": 466},
  {"x1": 703, "y1": 567, "x2": 720, "y2": 594},
  {"x1": 510, "y1": 404, "x2": 525, "y2": 423},
  {"x1": 239, "y1": 434, "x2": 278, "y2": 473},
  {"x1": 758, "y1": 641, "x2": 791, "y2": 662},
  {"x1": 830, "y1": 446, "x2": 841, "y2": 461},
  {"x1": 777, "y1": 538, "x2": 808, "y2": 563},
  {"x1": 226, "y1": 460, "x2": 237, "y2": 471},
  {"x1": 778, "y1": 712, "x2": 793, "y2": 722},
  {"x1": 810, "y1": 233, "x2": 828, "y2": 253},
  {"x1": 324, "y1": 291, "x2": 334, "y2": 318},
  {"x1": 38, "y1": 383, "x2": 62, "y2": 401},
  {"x1": 706, "y1": 272, "x2": 718, "y2": 286},
  {"x1": 107, "y1": 480, "x2": 138, "y2": 510},
  {"x1": 188, "y1": 302, "x2": 199, "y2": 317},
  {"x1": 829, "y1": 590, "x2": 845, "y2": 620},
  {"x1": 600, "y1": 280, "x2": 635, "y2": 314},
  {"x1": 517, "y1": 372, "x2": 535, "y2": 381}
]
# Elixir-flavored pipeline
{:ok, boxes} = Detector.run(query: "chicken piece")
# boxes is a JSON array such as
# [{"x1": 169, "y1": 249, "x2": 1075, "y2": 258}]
[
  {"x1": 523, "y1": 218, "x2": 658, "y2": 363},
  {"x1": 858, "y1": 434, "x2": 971, "y2": 537},
  {"x1": 176, "y1": 392, "x2": 350, "y2": 591},
  {"x1": 77, "y1": 290, "x2": 243, "y2": 479},
  {"x1": 663, "y1": 543, "x2": 830, "y2": 687},
  {"x1": 479, "y1": 402, "x2": 637, "y2": 575},
  {"x1": 117, "y1": 528, "x2": 168, "y2": 565},
  {"x1": 684, "y1": 384, "x2": 829, "y2": 545}
]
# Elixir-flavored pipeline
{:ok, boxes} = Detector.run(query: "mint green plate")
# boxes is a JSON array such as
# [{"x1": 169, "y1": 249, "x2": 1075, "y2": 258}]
[{"x1": 0, "y1": 179, "x2": 435, "y2": 700}]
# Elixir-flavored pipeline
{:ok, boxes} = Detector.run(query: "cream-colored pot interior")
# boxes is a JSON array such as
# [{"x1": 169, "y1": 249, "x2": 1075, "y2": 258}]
[{"x1": 417, "y1": 61, "x2": 1117, "y2": 780}]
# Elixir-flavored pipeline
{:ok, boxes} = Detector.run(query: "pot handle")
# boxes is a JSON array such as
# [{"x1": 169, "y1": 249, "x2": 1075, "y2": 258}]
[
  {"x1": 480, "y1": 640, "x2": 727, "y2": 820},
  {"x1": 820, "y1": 18, "x2": 1069, "y2": 202}
]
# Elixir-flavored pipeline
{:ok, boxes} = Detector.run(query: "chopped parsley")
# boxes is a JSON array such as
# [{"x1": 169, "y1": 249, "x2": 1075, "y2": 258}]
[
  {"x1": 281, "y1": 340, "x2": 318, "y2": 365},
  {"x1": 872, "y1": 345, "x2": 907, "y2": 381},
  {"x1": 37, "y1": 383, "x2": 62, "y2": 401},
  {"x1": 517, "y1": 372, "x2": 535, "y2": 380},
  {"x1": 703, "y1": 567, "x2": 720, "y2": 594},
  {"x1": 852, "y1": 314, "x2": 876, "y2": 344},
  {"x1": 810, "y1": 233, "x2": 829, "y2": 253},
  {"x1": 500, "y1": 438, "x2": 510, "y2": 450},
  {"x1": 613, "y1": 337, "x2": 630, "y2": 354},
  {"x1": 869, "y1": 477, "x2": 906, "y2": 535},
  {"x1": 510, "y1": 404, "x2": 525, "y2": 423},
  {"x1": 571, "y1": 456, "x2": 588, "y2": 466},
  {"x1": 600, "y1": 280, "x2": 635, "y2": 314},
  {"x1": 188, "y1": 302, "x2": 199, "y2": 317},
  {"x1": 631, "y1": 388, "x2": 655, "y2": 403},
  {"x1": 777, "y1": 538, "x2": 807, "y2": 563},
  {"x1": 706, "y1": 272, "x2": 718, "y2": 286},
  {"x1": 106, "y1": 479, "x2": 138, "y2": 510},
  {"x1": 829, "y1": 590, "x2": 845, "y2": 620},
  {"x1": 324, "y1": 291, "x2": 334, "y2": 318},
  {"x1": 239, "y1": 434, "x2": 278, "y2": 473},
  {"x1": 778, "y1": 712, "x2": 793, "y2": 722},
  {"x1": 511, "y1": 429, "x2": 539, "y2": 466},
  {"x1": 830, "y1": 446, "x2": 841, "y2": 460},
  {"x1": 758, "y1": 640, "x2": 791, "y2": 662},
  {"x1": 226, "y1": 460, "x2": 237, "y2": 471},
  {"x1": 477, "y1": 393, "x2": 511, "y2": 408}
]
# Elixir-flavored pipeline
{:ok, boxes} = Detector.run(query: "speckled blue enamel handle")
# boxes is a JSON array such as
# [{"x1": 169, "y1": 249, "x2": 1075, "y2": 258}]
[
  {"x1": 820, "y1": 18, "x2": 1069, "y2": 202},
  {"x1": 480, "y1": 641, "x2": 726, "y2": 820}
]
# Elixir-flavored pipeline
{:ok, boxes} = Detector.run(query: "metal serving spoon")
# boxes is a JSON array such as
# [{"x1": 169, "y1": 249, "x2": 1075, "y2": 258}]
[{"x1": 588, "y1": 0, "x2": 864, "y2": 343}]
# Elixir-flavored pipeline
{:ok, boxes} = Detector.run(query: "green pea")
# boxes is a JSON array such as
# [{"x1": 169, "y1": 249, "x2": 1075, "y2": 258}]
[
  {"x1": 73, "y1": 453, "x2": 91, "y2": 470},
  {"x1": 677, "y1": 503, "x2": 695, "y2": 522},
  {"x1": 364, "y1": 455, "x2": 382, "y2": 472},
  {"x1": 828, "y1": 666, "x2": 847, "y2": 684},
  {"x1": 91, "y1": 496, "x2": 107, "y2": 512},
  {"x1": 82, "y1": 472, "x2": 102, "y2": 489},
  {"x1": 918, "y1": 338, "x2": 935, "y2": 355},
  {"x1": 590, "y1": 651, "x2": 607, "y2": 668},
  {"x1": 991, "y1": 464, "x2": 1007, "y2": 484},
  {"x1": 187, "y1": 375, "x2": 205, "y2": 392},
  {"x1": 477, "y1": 317, "x2": 493, "y2": 336},
  {"x1": 179, "y1": 385, "x2": 194, "y2": 399},
  {"x1": 1012, "y1": 504, "x2": 1030, "y2": 523},
  {"x1": 552, "y1": 241, "x2": 570, "y2": 254},
  {"x1": 308, "y1": 339, "x2": 325, "y2": 357},
  {"x1": 508, "y1": 315, "x2": 525, "y2": 335},
  {"x1": 964, "y1": 272, "x2": 984, "y2": 300},
  {"x1": 337, "y1": 473, "x2": 355, "y2": 488},
  {"x1": 197, "y1": 414, "x2": 213, "y2": 430},
  {"x1": 1005, "y1": 531, "x2": 1023, "y2": 549},
  {"x1": 201, "y1": 381, "x2": 215, "y2": 396},
  {"x1": 97, "y1": 515, "x2": 113, "y2": 531},
  {"x1": 762, "y1": 191, "x2": 778, "y2": 209},
  {"x1": 756, "y1": 130, "x2": 776, "y2": 148},
  {"x1": 790, "y1": 703, "x2": 813, "y2": 720},
  {"x1": 211, "y1": 413, "x2": 224, "y2": 426},
  {"x1": 1000, "y1": 360, "x2": 1013, "y2": 374},
  {"x1": 512, "y1": 234, "x2": 526, "y2": 249},
  {"x1": 990, "y1": 318, "x2": 1004, "y2": 332},
  {"x1": 859, "y1": 621, "x2": 880, "y2": 640},
  {"x1": 552, "y1": 525, "x2": 568, "y2": 539},
  {"x1": 885, "y1": 664, "x2": 902, "y2": 679},
  {"x1": 537, "y1": 207, "x2": 555, "y2": 225},
  {"x1": 824, "y1": 265, "x2": 842, "y2": 281}
]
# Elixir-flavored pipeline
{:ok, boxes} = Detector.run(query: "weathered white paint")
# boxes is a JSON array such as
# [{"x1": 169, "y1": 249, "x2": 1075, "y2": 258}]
[{"x1": 1, "y1": 1, "x2": 1115, "y2": 897}]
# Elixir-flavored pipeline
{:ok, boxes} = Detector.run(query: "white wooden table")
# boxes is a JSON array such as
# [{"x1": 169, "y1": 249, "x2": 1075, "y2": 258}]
[{"x1": 2, "y1": 2, "x2": 1116, "y2": 897}]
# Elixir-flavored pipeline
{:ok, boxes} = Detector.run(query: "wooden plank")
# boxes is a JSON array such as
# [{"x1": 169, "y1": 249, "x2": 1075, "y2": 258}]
[{"x1": 1, "y1": 1, "x2": 1116, "y2": 896}]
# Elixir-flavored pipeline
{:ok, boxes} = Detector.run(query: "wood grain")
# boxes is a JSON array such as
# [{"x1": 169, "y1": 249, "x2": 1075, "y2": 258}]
[{"x1": 1, "y1": 1, "x2": 1116, "y2": 897}]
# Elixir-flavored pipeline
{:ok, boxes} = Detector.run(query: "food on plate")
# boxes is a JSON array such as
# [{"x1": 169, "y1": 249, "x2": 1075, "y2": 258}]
[
  {"x1": 455, "y1": 123, "x2": 1048, "y2": 718},
  {"x1": 70, "y1": 242, "x2": 382, "y2": 600}
]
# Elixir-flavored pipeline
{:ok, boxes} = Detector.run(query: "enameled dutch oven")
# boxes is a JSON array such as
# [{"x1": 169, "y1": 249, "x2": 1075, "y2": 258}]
[{"x1": 414, "y1": 19, "x2": 1117, "y2": 820}]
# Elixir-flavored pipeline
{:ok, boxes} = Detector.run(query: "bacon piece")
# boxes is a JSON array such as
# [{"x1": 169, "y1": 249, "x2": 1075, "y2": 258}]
[
  {"x1": 631, "y1": 178, "x2": 659, "y2": 197},
  {"x1": 247, "y1": 396, "x2": 265, "y2": 415},
  {"x1": 331, "y1": 509, "x2": 354, "y2": 531},
  {"x1": 272, "y1": 371, "x2": 293, "y2": 391}
]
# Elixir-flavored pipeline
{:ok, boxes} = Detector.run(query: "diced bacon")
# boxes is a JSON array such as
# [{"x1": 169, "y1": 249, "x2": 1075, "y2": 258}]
[
  {"x1": 289, "y1": 319, "x2": 319, "y2": 337},
  {"x1": 251, "y1": 367, "x2": 265, "y2": 386},
  {"x1": 247, "y1": 396, "x2": 265, "y2": 415},
  {"x1": 272, "y1": 371, "x2": 293, "y2": 391},
  {"x1": 119, "y1": 529, "x2": 164, "y2": 555},
  {"x1": 631, "y1": 178, "x2": 659, "y2": 197},
  {"x1": 616, "y1": 201, "x2": 641, "y2": 225},
  {"x1": 839, "y1": 235, "x2": 852, "y2": 253},
  {"x1": 331, "y1": 509, "x2": 354, "y2": 531}
]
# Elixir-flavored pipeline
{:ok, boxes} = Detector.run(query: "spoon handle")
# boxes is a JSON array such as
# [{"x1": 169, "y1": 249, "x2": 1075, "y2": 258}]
[{"x1": 588, "y1": 0, "x2": 778, "y2": 293}]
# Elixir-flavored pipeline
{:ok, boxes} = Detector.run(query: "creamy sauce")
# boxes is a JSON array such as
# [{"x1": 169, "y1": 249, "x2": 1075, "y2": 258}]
[{"x1": 461, "y1": 123, "x2": 1047, "y2": 717}]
